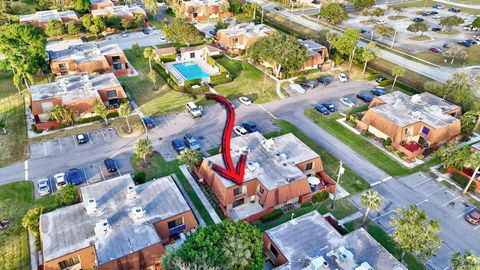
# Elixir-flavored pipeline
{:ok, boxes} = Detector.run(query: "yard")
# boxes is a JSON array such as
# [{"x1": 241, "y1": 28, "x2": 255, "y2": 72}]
[
  {"x1": 414, "y1": 46, "x2": 480, "y2": 67},
  {"x1": 214, "y1": 56, "x2": 278, "y2": 104},
  {"x1": 0, "y1": 181, "x2": 58, "y2": 270},
  {"x1": 305, "y1": 109, "x2": 439, "y2": 177}
]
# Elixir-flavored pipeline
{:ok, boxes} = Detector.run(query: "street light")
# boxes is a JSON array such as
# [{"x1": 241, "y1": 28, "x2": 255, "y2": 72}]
[{"x1": 330, "y1": 161, "x2": 345, "y2": 210}]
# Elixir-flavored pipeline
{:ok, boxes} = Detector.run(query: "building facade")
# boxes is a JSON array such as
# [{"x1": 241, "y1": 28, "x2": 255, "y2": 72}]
[
  {"x1": 180, "y1": 0, "x2": 232, "y2": 21},
  {"x1": 19, "y1": 10, "x2": 79, "y2": 28},
  {"x1": 90, "y1": 0, "x2": 119, "y2": 10},
  {"x1": 92, "y1": 5, "x2": 147, "y2": 21},
  {"x1": 216, "y1": 23, "x2": 276, "y2": 53}
]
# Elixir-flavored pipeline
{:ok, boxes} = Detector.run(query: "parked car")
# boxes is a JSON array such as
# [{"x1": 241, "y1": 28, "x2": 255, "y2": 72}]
[
  {"x1": 290, "y1": 83, "x2": 305, "y2": 94},
  {"x1": 172, "y1": 139, "x2": 187, "y2": 154},
  {"x1": 38, "y1": 179, "x2": 51, "y2": 196},
  {"x1": 314, "y1": 104, "x2": 330, "y2": 115},
  {"x1": 54, "y1": 173, "x2": 67, "y2": 190},
  {"x1": 121, "y1": 31, "x2": 128, "y2": 37},
  {"x1": 143, "y1": 117, "x2": 156, "y2": 129},
  {"x1": 430, "y1": 11, "x2": 439, "y2": 15},
  {"x1": 429, "y1": 47, "x2": 442, "y2": 53},
  {"x1": 183, "y1": 133, "x2": 201, "y2": 150},
  {"x1": 465, "y1": 39, "x2": 478, "y2": 45},
  {"x1": 233, "y1": 126, "x2": 248, "y2": 136},
  {"x1": 76, "y1": 134, "x2": 88, "y2": 144},
  {"x1": 142, "y1": 28, "x2": 150, "y2": 35},
  {"x1": 317, "y1": 76, "x2": 333, "y2": 85},
  {"x1": 67, "y1": 168, "x2": 84, "y2": 185},
  {"x1": 432, "y1": 4, "x2": 444, "y2": 9},
  {"x1": 458, "y1": 40, "x2": 472, "y2": 47},
  {"x1": 338, "y1": 73, "x2": 348, "y2": 82},
  {"x1": 377, "y1": 19, "x2": 386, "y2": 24},
  {"x1": 448, "y1": 7, "x2": 461, "y2": 12},
  {"x1": 356, "y1": 93, "x2": 373, "y2": 102},
  {"x1": 421, "y1": 11, "x2": 431, "y2": 16},
  {"x1": 301, "y1": 80, "x2": 319, "y2": 89},
  {"x1": 412, "y1": 17, "x2": 424, "y2": 22},
  {"x1": 465, "y1": 208, "x2": 480, "y2": 225},
  {"x1": 274, "y1": 7, "x2": 282, "y2": 11},
  {"x1": 339, "y1": 97, "x2": 356, "y2": 108},
  {"x1": 322, "y1": 102, "x2": 337, "y2": 112},
  {"x1": 104, "y1": 159, "x2": 117, "y2": 173},
  {"x1": 241, "y1": 121, "x2": 259, "y2": 133},
  {"x1": 370, "y1": 88, "x2": 387, "y2": 96},
  {"x1": 159, "y1": 37, "x2": 167, "y2": 43},
  {"x1": 360, "y1": 28, "x2": 367, "y2": 34},
  {"x1": 375, "y1": 75, "x2": 388, "y2": 83},
  {"x1": 238, "y1": 96, "x2": 252, "y2": 106},
  {"x1": 186, "y1": 102, "x2": 202, "y2": 118},
  {"x1": 475, "y1": 35, "x2": 480, "y2": 41},
  {"x1": 431, "y1": 27, "x2": 442, "y2": 32},
  {"x1": 443, "y1": 43, "x2": 450, "y2": 49}
]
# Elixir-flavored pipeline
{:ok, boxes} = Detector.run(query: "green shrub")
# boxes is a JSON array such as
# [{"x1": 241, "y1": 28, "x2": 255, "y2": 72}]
[
  {"x1": 31, "y1": 124, "x2": 43, "y2": 134},
  {"x1": 451, "y1": 174, "x2": 477, "y2": 192},
  {"x1": 385, "y1": 145, "x2": 395, "y2": 152},
  {"x1": 160, "y1": 54, "x2": 176, "y2": 62},
  {"x1": 397, "y1": 151, "x2": 407, "y2": 159},
  {"x1": 360, "y1": 130, "x2": 374, "y2": 138},
  {"x1": 382, "y1": 137, "x2": 392, "y2": 146},
  {"x1": 134, "y1": 171, "x2": 146, "y2": 183},
  {"x1": 378, "y1": 79, "x2": 393, "y2": 87},
  {"x1": 416, "y1": 154, "x2": 425, "y2": 159},
  {"x1": 347, "y1": 119, "x2": 357, "y2": 127},
  {"x1": 260, "y1": 209, "x2": 283, "y2": 222},
  {"x1": 210, "y1": 73, "x2": 232, "y2": 85},
  {"x1": 76, "y1": 112, "x2": 119, "y2": 124}
]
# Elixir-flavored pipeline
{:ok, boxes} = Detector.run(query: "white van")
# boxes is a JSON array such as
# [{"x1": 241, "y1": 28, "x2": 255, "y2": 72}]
[{"x1": 186, "y1": 102, "x2": 202, "y2": 118}]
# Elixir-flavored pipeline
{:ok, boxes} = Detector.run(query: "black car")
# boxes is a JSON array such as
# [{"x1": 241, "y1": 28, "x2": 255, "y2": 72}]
[
  {"x1": 301, "y1": 80, "x2": 319, "y2": 89},
  {"x1": 317, "y1": 76, "x2": 333, "y2": 85},
  {"x1": 241, "y1": 121, "x2": 259, "y2": 133},
  {"x1": 104, "y1": 159, "x2": 117, "y2": 173},
  {"x1": 375, "y1": 75, "x2": 388, "y2": 83},
  {"x1": 360, "y1": 28, "x2": 367, "y2": 34},
  {"x1": 80, "y1": 36, "x2": 88, "y2": 42},
  {"x1": 76, "y1": 134, "x2": 88, "y2": 144},
  {"x1": 370, "y1": 89, "x2": 387, "y2": 96},
  {"x1": 448, "y1": 7, "x2": 460, "y2": 12},
  {"x1": 172, "y1": 139, "x2": 186, "y2": 154},
  {"x1": 356, "y1": 93, "x2": 373, "y2": 102},
  {"x1": 67, "y1": 168, "x2": 84, "y2": 185},
  {"x1": 430, "y1": 11, "x2": 439, "y2": 15},
  {"x1": 274, "y1": 7, "x2": 282, "y2": 11},
  {"x1": 431, "y1": 27, "x2": 442, "y2": 32},
  {"x1": 143, "y1": 117, "x2": 156, "y2": 129},
  {"x1": 322, "y1": 102, "x2": 337, "y2": 112},
  {"x1": 412, "y1": 17, "x2": 424, "y2": 22},
  {"x1": 443, "y1": 43, "x2": 450, "y2": 49}
]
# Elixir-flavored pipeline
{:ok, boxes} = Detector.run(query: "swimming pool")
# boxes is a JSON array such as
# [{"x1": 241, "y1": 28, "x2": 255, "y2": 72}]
[{"x1": 172, "y1": 62, "x2": 210, "y2": 81}]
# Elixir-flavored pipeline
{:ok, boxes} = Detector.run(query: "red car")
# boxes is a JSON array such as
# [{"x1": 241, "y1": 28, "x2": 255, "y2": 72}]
[
  {"x1": 429, "y1": 47, "x2": 442, "y2": 53},
  {"x1": 466, "y1": 208, "x2": 480, "y2": 225}
]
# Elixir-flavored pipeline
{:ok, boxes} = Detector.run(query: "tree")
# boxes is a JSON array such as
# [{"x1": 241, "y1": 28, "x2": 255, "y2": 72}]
[
  {"x1": 66, "y1": 22, "x2": 82, "y2": 35},
  {"x1": 320, "y1": 3, "x2": 348, "y2": 25},
  {"x1": 390, "y1": 205, "x2": 442, "y2": 261},
  {"x1": 55, "y1": 183, "x2": 79, "y2": 206},
  {"x1": 147, "y1": 70, "x2": 158, "y2": 88},
  {"x1": 248, "y1": 32, "x2": 308, "y2": 78},
  {"x1": 45, "y1": 19, "x2": 65, "y2": 37},
  {"x1": 463, "y1": 151, "x2": 480, "y2": 194},
  {"x1": 82, "y1": 15, "x2": 105, "y2": 38},
  {"x1": 162, "y1": 220, "x2": 263, "y2": 270},
  {"x1": 460, "y1": 111, "x2": 480, "y2": 139},
  {"x1": 135, "y1": 138, "x2": 153, "y2": 162},
  {"x1": 133, "y1": 13, "x2": 145, "y2": 28},
  {"x1": 49, "y1": 105, "x2": 75, "y2": 125},
  {"x1": 440, "y1": 15, "x2": 464, "y2": 31},
  {"x1": 105, "y1": 15, "x2": 121, "y2": 29},
  {"x1": 118, "y1": 102, "x2": 131, "y2": 133},
  {"x1": 450, "y1": 250, "x2": 480, "y2": 270},
  {"x1": 220, "y1": 1, "x2": 230, "y2": 19},
  {"x1": 360, "y1": 190, "x2": 384, "y2": 226},
  {"x1": 93, "y1": 99, "x2": 109, "y2": 125},
  {"x1": 370, "y1": 7, "x2": 385, "y2": 20},
  {"x1": 359, "y1": 43, "x2": 375, "y2": 76},
  {"x1": 425, "y1": 72, "x2": 477, "y2": 111},
  {"x1": 143, "y1": 47, "x2": 155, "y2": 72},
  {"x1": 325, "y1": 31, "x2": 338, "y2": 54},
  {"x1": 22, "y1": 207, "x2": 43, "y2": 239},
  {"x1": 312, "y1": 190, "x2": 329, "y2": 211},
  {"x1": 331, "y1": 28, "x2": 360, "y2": 71},
  {"x1": 121, "y1": 18, "x2": 133, "y2": 30},
  {"x1": 443, "y1": 44, "x2": 468, "y2": 65},
  {"x1": 163, "y1": 19, "x2": 204, "y2": 46},
  {"x1": 374, "y1": 24, "x2": 394, "y2": 41},
  {"x1": 433, "y1": 139, "x2": 459, "y2": 169},
  {"x1": 144, "y1": 0, "x2": 158, "y2": 14},
  {"x1": 473, "y1": 17, "x2": 480, "y2": 28},
  {"x1": 354, "y1": 0, "x2": 375, "y2": 9},
  {"x1": 75, "y1": 0, "x2": 90, "y2": 12},
  {"x1": 391, "y1": 65, "x2": 405, "y2": 90},
  {"x1": 178, "y1": 148, "x2": 202, "y2": 170},
  {"x1": 407, "y1": 23, "x2": 420, "y2": 37}
]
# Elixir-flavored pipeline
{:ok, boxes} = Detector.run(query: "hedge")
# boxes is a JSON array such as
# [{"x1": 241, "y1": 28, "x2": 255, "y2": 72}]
[
  {"x1": 451, "y1": 174, "x2": 477, "y2": 192},
  {"x1": 260, "y1": 209, "x2": 283, "y2": 222},
  {"x1": 76, "y1": 111, "x2": 119, "y2": 124},
  {"x1": 210, "y1": 73, "x2": 233, "y2": 85},
  {"x1": 160, "y1": 54, "x2": 176, "y2": 63}
]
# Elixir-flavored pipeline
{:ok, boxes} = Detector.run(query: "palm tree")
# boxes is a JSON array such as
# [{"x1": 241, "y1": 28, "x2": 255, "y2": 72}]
[
  {"x1": 178, "y1": 148, "x2": 202, "y2": 170},
  {"x1": 325, "y1": 31, "x2": 338, "y2": 55},
  {"x1": 360, "y1": 190, "x2": 384, "y2": 226},
  {"x1": 118, "y1": 103, "x2": 131, "y2": 133},
  {"x1": 222, "y1": 236, "x2": 251, "y2": 269},
  {"x1": 135, "y1": 138, "x2": 153, "y2": 163},
  {"x1": 450, "y1": 250, "x2": 480, "y2": 270},
  {"x1": 49, "y1": 105, "x2": 75, "y2": 125},
  {"x1": 93, "y1": 99, "x2": 109, "y2": 125},
  {"x1": 360, "y1": 47, "x2": 375, "y2": 77},
  {"x1": 143, "y1": 47, "x2": 156, "y2": 72},
  {"x1": 147, "y1": 70, "x2": 158, "y2": 89},
  {"x1": 13, "y1": 64, "x2": 33, "y2": 92},
  {"x1": 391, "y1": 65, "x2": 406, "y2": 90},
  {"x1": 463, "y1": 152, "x2": 480, "y2": 194},
  {"x1": 433, "y1": 139, "x2": 459, "y2": 169},
  {"x1": 220, "y1": 1, "x2": 230, "y2": 20}
]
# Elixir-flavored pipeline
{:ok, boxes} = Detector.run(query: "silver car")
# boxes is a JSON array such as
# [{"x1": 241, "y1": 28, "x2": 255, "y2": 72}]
[{"x1": 38, "y1": 179, "x2": 51, "y2": 196}]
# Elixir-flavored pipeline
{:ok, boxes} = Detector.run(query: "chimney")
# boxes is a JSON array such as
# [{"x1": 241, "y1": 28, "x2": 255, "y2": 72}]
[
  {"x1": 85, "y1": 198, "x2": 97, "y2": 214},
  {"x1": 126, "y1": 185, "x2": 137, "y2": 200}
]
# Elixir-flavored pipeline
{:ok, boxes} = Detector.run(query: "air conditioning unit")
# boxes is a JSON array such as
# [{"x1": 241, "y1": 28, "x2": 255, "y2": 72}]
[
  {"x1": 262, "y1": 139, "x2": 276, "y2": 151},
  {"x1": 94, "y1": 219, "x2": 111, "y2": 236},
  {"x1": 126, "y1": 185, "x2": 137, "y2": 200},
  {"x1": 85, "y1": 198, "x2": 97, "y2": 214},
  {"x1": 247, "y1": 162, "x2": 260, "y2": 173},
  {"x1": 275, "y1": 153, "x2": 288, "y2": 163},
  {"x1": 132, "y1": 207, "x2": 145, "y2": 221},
  {"x1": 309, "y1": 256, "x2": 329, "y2": 270}
]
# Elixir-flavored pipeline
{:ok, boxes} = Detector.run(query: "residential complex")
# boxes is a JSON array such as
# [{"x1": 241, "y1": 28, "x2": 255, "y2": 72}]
[
  {"x1": 197, "y1": 132, "x2": 336, "y2": 222},
  {"x1": 92, "y1": 5, "x2": 147, "y2": 20},
  {"x1": 19, "y1": 10, "x2": 79, "y2": 28},
  {"x1": 358, "y1": 91, "x2": 461, "y2": 159},
  {"x1": 49, "y1": 42, "x2": 131, "y2": 77},
  {"x1": 216, "y1": 22, "x2": 276, "y2": 53},
  {"x1": 30, "y1": 72, "x2": 126, "y2": 130},
  {"x1": 299, "y1": 39, "x2": 333, "y2": 71},
  {"x1": 90, "y1": 0, "x2": 119, "y2": 10},
  {"x1": 264, "y1": 211, "x2": 407, "y2": 270},
  {"x1": 40, "y1": 175, "x2": 198, "y2": 270},
  {"x1": 180, "y1": 0, "x2": 232, "y2": 21}
]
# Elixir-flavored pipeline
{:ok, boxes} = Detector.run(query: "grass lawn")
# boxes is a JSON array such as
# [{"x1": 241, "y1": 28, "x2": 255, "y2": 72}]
[
  {"x1": 214, "y1": 57, "x2": 278, "y2": 104},
  {"x1": 130, "y1": 154, "x2": 215, "y2": 225},
  {"x1": 265, "y1": 120, "x2": 370, "y2": 194},
  {"x1": 409, "y1": 35, "x2": 432, "y2": 41},
  {"x1": 414, "y1": 46, "x2": 480, "y2": 67},
  {"x1": 119, "y1": 48, "x2": 207, "y2": 116},
  {"x1": 305, "y1": 109, "x2": 439, "y2": 177},
  {"x1": 389, "y1": 0, "x2": 480, "y2": 14},
  {"x1": 0, "y1": 181, "x2": 59, "y2": 270}
]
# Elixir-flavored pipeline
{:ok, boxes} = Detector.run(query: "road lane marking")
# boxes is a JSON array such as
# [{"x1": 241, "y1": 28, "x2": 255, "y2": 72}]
[
  {"x1": 100, "y1": 129, "x2": 106, "y2": 142},
  {"x1": 474, "y1": 225, "x2": 480, "y2": 230},
  {"x1": 206, "y1": 135, "x2": 215, "y2": 147},
  {"x1": 73, "y1": 136, "x2": 78, "y2": 148},
  {"x1": 441, "y1": 196, "x2": 461, "y2": 207},
  {"x1": 43, "y1": 142, "x2": 47, "y2": 156},
  {"x1": 58, "y1": 138, "x2": 63, "y2": 152},
  {"x1": 371, "y1": 180, "x2": 382, "y2": 187},
  {"x1": 83, "y1": 168, "x2": 89, "y2": 185},
  {"x1": 98, "y1": 164, "x2": 105, "y2": 181},
  {"x1": 115, "y1": 160, "x2": 121, "y2": 176},
  {"x1": 381, "y1": 176, "x2": 393, "y2": 182}
]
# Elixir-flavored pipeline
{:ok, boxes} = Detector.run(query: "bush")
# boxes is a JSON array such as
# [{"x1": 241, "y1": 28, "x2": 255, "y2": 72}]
[
  {"x1": 210, "y1": 73, "x2": 232, "y2": 85},
  {"x1": 451, "y1": 174, "x2": 477, "y2": 192},
  {"x1": 378, "y1": 79, "x2": 393, "y2": 87},
  {"x1": 75, "y1": 111, "x2": 119, "y2": 124},
  {"x1": 361, "y1": 130, "x2": 374, "y2": 138},
  {"x1": 385, "y1": 145, "x2": 395, "y2": 152},
  {"x1": 347, "y1": 119, "x2": 357, "y2": 127},
  {"x1": 397, "y1": 151, "x2": 407, "y2": 159},
  {"x1": 312, "y1": 191, "x2": 329, "y2": 203},
  {"x1": 416, "y1": 154, "x2": 425, "y2": 159},
  {"x1": 260, "y1": 209, "x2": 283, "y2": 222},
  {"x1": 31, "y1": 124, "x2": 43, "y2": 134},
  {"x1": 382, "y1": 137, "x2": 392, "y2": 146},
  {"x1": 133, "y1": 171, "x2": 146, "y2": 183}
]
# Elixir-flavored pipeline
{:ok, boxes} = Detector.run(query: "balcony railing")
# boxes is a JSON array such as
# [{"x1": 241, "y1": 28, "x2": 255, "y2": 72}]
[
  {"x1": 234, "y1": 192, "x2": 247, "y2": 201},
  {"x1": 169, "y1": 224, "x2": 186, "y2": 235}
]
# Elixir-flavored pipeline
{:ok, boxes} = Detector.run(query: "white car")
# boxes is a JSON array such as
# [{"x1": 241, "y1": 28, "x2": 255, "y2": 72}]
[
  {"x1": 233, "y1": 126, "x2": 248, "y2": 136},
  {"x1": 54, "y1": 173, "x2": 67, "y2": 190},
  {"x1": 432, "y1": 14, "x2": 441, "y2": 19},
  {"x1": 377, "y1": 20, "x2": 386, "y2": 25},
  {"x1": 238, "y1": 96, "x2": 252, "y2": 106},
  {"x1": 475, "y1": 35, "x2": 480, "y2": 41},
  {"x1": 339, "y1": 97, "x2": 356, "y2": 108},
  {"x1": 38, "y1": 179, "x2": 51, "y2": 196},
  {"x1": 338, "y1": 73, "x2": 348, "y2": 82},
  {"x1": 159, "y1": 37, "x2": 167, "y2": 43}
]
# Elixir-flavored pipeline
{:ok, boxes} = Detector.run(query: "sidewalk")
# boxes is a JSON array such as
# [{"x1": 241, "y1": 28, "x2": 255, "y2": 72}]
[
  {"x1": 170, "y1": 173, "x2": 206, "y2": 227},
  {"x1": 338, "y1": 211, "x2": 363, "y2": 225}
]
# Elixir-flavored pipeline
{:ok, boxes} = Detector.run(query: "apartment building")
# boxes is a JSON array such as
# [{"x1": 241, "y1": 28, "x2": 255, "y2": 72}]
[
  {"x1": 90, "y1": 0, "x2": 119, "y2": 10},
  {"x1": 358, "y1": 91, "x2": 461, "y2": 159},
  {"x1": 197, "y1": 132, "x2": 336, "y2": 222},
  {"x1": 216, "y1": 22, "x2": 276, "y2": 53},
  {"x1": 264, "y1": 211, "x2": 406, "y2": 270},
  {"x1": 40, "y1": 175, "x2": 198, "y2": 270},
  {"x1": 299, "y1": 39, "x2": 333, "y2": 71},
  {"x1": 30, "y1": 72, "x2": 126, "y2": 130},
  {"x1": 49, "y1": 42, "x2": 131, "y2": 77},
  {"x1": 181, "y1": 0, "x2": 232, "y2": 21},
  {"x1": 92, "y1": 5, "x2": 147, "y2": 20},
  {"x1": 19, "y1": 10, "x2": 79, "y2": 28}
]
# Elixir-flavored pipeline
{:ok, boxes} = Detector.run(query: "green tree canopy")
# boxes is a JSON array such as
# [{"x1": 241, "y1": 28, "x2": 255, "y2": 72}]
[
  {"x1": 450, "y1": 250, "x2": 480, "y2": 270},
  {"x1": 66, "y1": 22, "x2": 82, "y2": 35},
  {"x1": 49, "y1": 105, "x2": 76, "y2": 125},
  {"x1": 178, "y1": 148, "x2": 203, "y2": 169},
  {"x1": 354, "y1": 0, "x2": 375, "y2": 9},
  {"x1": 163, "y1": 19, "x2": 204, "y2": 46},
  {"x1": 248, "y1": 32, "x2": 308, "y2": 77},
  {"x1": 360, "y1": 190, "x2": 384, "y2": 225},
  {"x1": 93, "y1": 99, "x2": 109, "y2": 125},
  {"x1": 75, "y1": 0, "x2": 90, "y2": 12},
  {"x1": 162, "y1": 220, "x2": 264, "y2": 270},
  {"x1": 118, "y1": 102, "x2": 132, "y2": 133},
  {"x1": 473, "y1": 17, "x2": 480, "y2": 28},
  {"x1": 443, "y1": 44, "x2": 468, "y2": 64},
  {"x1": 440, "y1": 15, "x2": 464, "y2": 30},
  {"x1": 45, "y1": 19, "x2": 65, "y2": 37},
  {"x1": 55, "y1": 183, "x2": 79, "y2": 206},
  {"x1": 81, "y1": 14, "x2": 105, "y2": 37},
  {"x1": 460, "y1": 111, "x2": 480, "y2": 139},
  {"x1": 135, "y1": 138, "x2": 153, "y2": 162},
  {"x1": 144, "y1": 0, "x2": 158, "y2": 14},
  {"x1": 320, "y1": 3, "x2": 348, "y2": 25},
  {"x1": 22, "y1": 207, "x2": 43, "y2": 239}
]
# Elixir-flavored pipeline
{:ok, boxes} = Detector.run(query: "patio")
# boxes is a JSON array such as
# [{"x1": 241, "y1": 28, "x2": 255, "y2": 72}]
[
  {"x1": 229, "y1": 201, "x2": 265, "y2": 221},
  {"x1": 401, "y1": 141, "x2": 424, "y2": 152}
]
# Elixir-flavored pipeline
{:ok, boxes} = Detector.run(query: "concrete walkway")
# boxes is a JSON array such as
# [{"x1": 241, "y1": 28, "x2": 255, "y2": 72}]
[
  {"x1": 170, "y1": 173, "x2": 206, "y2": 227},
  {"x1": 338, "y1": 211, "x2": 363, "y2": 225},
  {"x1": 179, "y1": 165, "x2": 222, "y2": 224},
  {"x1": 28, "y1": 231, "x2": 39, "y2": 270}
]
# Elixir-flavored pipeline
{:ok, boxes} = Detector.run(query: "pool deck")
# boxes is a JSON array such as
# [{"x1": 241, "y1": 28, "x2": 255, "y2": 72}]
[{"x1": 165, "y1": 58, "x2": 221, "y2": 86}]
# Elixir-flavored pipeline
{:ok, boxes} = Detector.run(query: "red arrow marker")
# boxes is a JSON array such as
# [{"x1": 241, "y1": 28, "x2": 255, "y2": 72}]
[{"x1": 206, "y1": 93, "x2": 247, "y2": 184}]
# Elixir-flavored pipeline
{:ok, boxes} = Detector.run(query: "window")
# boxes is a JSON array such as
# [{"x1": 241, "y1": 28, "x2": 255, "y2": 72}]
[
  {"x1": 112, "y1": 56, "x2": 122, "y2": 70},
  {"x1": 233, "y1": 198, "x2": 244, "y2": 207},
  {"x1": 167, "y1": 218, "x2": 183, "y2": 229},
  {"x1": 106, "y1": 90, "x2": 118, "y2": 99},
  {"x1": 258, "y1": 186, "x2": 264, "y2": 194},
  {"x1": 421, "y1": 126, "x2": 430, "y2": 136},
  {"x1": 233, "y1": 187, "x2": 242, "y2": 196},
  {"x1": 305, "y1": 162, "x2": 313, "y2": 171},
  {"x1": 190, "y1": 52, "x2": 195, "y2": 59},
  {"x1": 269, "y1": 245, "x2": 279, "y2": 258},
  {"x1": 405, "y1": 127, "x2": 414, "y2": 137},
  {"x1": 58, "y1": 256, "x2": 80, "y2": 269}
]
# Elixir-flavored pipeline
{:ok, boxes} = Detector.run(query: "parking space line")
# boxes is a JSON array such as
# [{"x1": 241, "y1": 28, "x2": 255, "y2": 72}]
[
  {"x1": 43, "y1": 142, "x2": 47, "y2": 156},
  {"x1": 372, "y1": 209, "x2": 395, "y2": 221},
  {"x1": 98, "y1": 164, "x2": 106, "y2": 181},
  {"x1": 87, "y1": 133, "x2": 93, "y2": 144},
  {"x1": 114, "y1": 160, "x2": 121, "y2": 176},
  {"x1": 474, "y1": 225, "x2": 480, "y2": 230},
  {"x1": 426, "y1": 186, "x2": 446, "y2": 198},
  {"x1": 73, "y1": 136, "x2": 78, "y2": 148},
  {"x1": 82, "y1": 169, "x2": 89, "y2": 185},
  {"x1": 457, "y1": 206, "x2": 477, "y2": 219},
  {"x1": 24, "y1": 160, "x2": 29, "y2": 181},
  {"x1": 100, "y1": 129, "x2": 106, "y2": 141},
  {"x1": 58, "y1": 138, "x2": 63, "y2": 152},
  {"x1": 414, "y1": 178, "x2": 432, "y2": 188},
  {"x1": 441, "y1": 196, "x2": 461, "y2": 207},
  {"x1": 162, "y1": 116, "x2": 169, "y2": 125},
  {"x1": 206, "y1": 135, "x2": 215, "y2": 147}
]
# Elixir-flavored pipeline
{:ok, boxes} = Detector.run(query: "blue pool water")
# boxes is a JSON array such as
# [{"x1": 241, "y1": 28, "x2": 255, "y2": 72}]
[{"x1": 173, "y1": 62, "x2": 210, "y2": 80}]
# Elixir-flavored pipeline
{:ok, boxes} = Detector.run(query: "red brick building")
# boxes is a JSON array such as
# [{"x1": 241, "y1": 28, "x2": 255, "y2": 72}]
[{"x1": 19, "y1": 10, "x2": 79, "y2": 28}]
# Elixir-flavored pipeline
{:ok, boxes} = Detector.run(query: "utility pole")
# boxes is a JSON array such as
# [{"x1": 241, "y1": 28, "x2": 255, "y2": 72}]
[
  {"x1": 391, "y1": 25, "x2": 397, "y2": 48},
  {"x1": 331, "y1": 161, "x2": 345, "y2": 210}
]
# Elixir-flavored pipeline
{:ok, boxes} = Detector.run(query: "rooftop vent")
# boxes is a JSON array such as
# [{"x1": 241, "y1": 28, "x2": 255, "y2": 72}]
[
  {"x1": 337, "y1": 246, "x2": 354, "y2": 264},
  {"x1": 393, "y1": 98, "x2": 404, "y2": 108},
  {"x1": 411, "y1": 94, "x2": 422, "y2": 103},
  {"x1": 355, "y1": 262, "x2": 374, "y2": 270},
  {"x1": 237, "y1": 146, "x2": 250, "y2": 154},
  {"x1": 275, "y1": 153, "x2": 288, "y2": 163},
  {"x1": 247, "y1": 162, "x2": 260, "y2": 173},
  {"x1": 132, "y1": 207, "x2": 145, "y2": 221},
  {"x1": 262, "y1": 138, "x2": 276, "y2": 151},
  {"x1": 94, "y1": 219, "x2": 111, "y2": 237},
  {"x1": 85, "y1": 198, "x2": 97, "y2": 214},
  {"x1": 412, "y1": 110, "x2": 422, "y2": 119},
  {"x1": 309, "y1": 256, "x2": 329, "y2": 270},
  {"x1": 126, "y1": 185, "x2": 137, "y2": 200}
]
